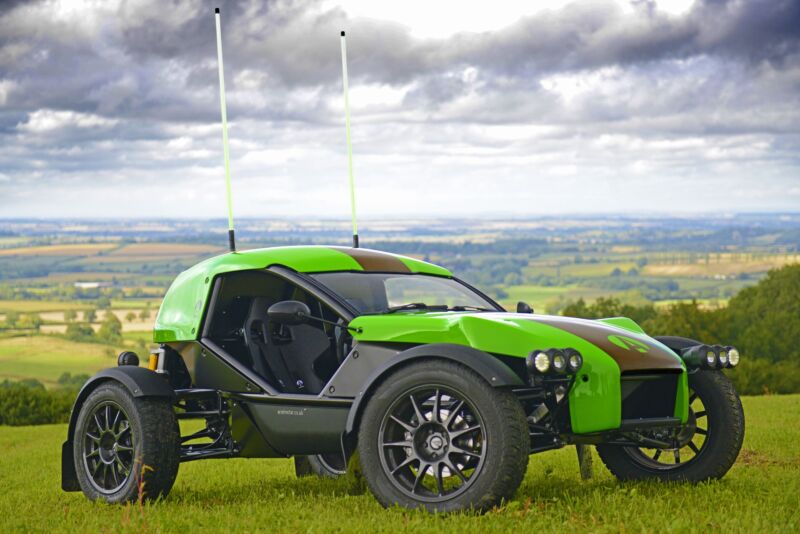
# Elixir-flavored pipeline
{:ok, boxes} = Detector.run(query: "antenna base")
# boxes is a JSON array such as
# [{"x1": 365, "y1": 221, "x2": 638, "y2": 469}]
[
  {"x1": 228, "y1": 229, "x2": 236, "y2": 252},
  {"x1": 352, "y1": 234, "x2": 359, "y2": 248}
]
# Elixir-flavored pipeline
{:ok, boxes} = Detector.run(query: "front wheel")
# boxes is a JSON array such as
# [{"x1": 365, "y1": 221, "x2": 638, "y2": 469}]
[
  {"x1": 358, "y1": 360, "x2": 529, "y2": 513},
  {"x1": 597, "y1": 370, "x2": 744, "y2": 482},
  {"x1": 73, "y1": 381, "x2": 180, "y2": 503}
]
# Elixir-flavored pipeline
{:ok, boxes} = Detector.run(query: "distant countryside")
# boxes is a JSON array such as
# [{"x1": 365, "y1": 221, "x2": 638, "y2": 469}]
[{"x1": 1, "y1": 215, "x2": 799, "y2": 424}]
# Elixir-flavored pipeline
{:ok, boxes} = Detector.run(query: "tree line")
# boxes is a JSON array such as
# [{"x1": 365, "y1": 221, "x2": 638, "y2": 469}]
[{"x1": 561, "y1": 264, "x2": 800, "y2": 394}]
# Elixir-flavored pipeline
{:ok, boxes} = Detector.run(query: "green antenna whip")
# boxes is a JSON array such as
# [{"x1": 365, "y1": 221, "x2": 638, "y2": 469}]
[
  {"x1": 215, "y1": 7, "x2": 236, "y2": 252},
  {"x1": 340, "y1": 31, "x2": 359, "y2": 248}
]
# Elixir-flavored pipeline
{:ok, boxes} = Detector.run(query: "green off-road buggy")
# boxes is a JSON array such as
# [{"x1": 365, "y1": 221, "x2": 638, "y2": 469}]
[{"x1": 62, "y1": 245, "x2": 745, "y2": 512}]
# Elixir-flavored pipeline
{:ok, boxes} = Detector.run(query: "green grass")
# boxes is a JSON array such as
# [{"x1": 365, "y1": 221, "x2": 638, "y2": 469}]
[
  {"x1": 0, "y1": 395, "x2": 797, "y2": 532},
  {"x1": 0, "y1": 335, "x2": 117, "y2": 386}
]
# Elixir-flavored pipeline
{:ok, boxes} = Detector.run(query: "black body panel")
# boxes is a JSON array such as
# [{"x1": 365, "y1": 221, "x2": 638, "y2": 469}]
[
  {"x1": 620, "y1": 373, "x2": 679, "y2": 421},
  {"x1": 246, "y1": 402, "x2": 350, "y2": 455}
]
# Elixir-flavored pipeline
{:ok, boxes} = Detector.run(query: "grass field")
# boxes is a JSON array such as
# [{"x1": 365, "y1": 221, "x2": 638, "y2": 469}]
[
  {"x1": 0, "y1": 395, "x2": 797, "y2": 532},
  {"x1": 0, "y1": 336, "x2": 117, "y2": 386}
]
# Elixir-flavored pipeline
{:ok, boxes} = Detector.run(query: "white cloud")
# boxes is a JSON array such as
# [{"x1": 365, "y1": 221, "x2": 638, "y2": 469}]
[
  {"x1": 17, "y1": 109, "x2": 118, "y2": 133},
  {"x1": 0, "y1": 79, "x2": 15, "y2": 105}
]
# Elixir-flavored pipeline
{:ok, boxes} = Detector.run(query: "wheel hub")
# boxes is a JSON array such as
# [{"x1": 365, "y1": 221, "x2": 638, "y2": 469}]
[
  {"x1": 98, "y1": 432, "x2": 118, "y2": 463},
  {"x1": 413, "y1": 423, "x2": 450, "y2": 461}
]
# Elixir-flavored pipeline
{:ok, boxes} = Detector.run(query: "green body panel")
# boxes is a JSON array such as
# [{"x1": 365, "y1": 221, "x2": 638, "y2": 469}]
[
  {"x1": 350, "y1": 312, "x2": 685, "y2": 433},
  {"x1": 154, "y1": 245, "x2": 688, "y2": 435},
  {"x1": 674, "y1": 369, "x2": 689, "y2": 421},
  {"x1": 154, "y1": 246, "x2": 451, "y2": 343}
]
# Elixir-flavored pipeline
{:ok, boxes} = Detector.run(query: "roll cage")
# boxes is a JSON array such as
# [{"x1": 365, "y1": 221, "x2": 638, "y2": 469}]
[
  {"x1": 193, "y1": 266, "x2": 499, "y2": 396},
  {"x1": 269, "y1": 265, "x2": 507, "y2": 319}
]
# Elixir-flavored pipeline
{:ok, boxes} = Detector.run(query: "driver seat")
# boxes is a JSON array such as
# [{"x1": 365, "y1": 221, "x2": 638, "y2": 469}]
[{"x1": 243, "y1": 297, "x2": 298, "y2": 393}]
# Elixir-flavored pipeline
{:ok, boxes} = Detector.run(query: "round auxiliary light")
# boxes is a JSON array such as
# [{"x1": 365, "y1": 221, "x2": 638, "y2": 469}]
[
  {"x1": 117, "y1": 351, "x2": 139, "y2": 367},
  {"x1": 565, "y1": 349, "x2": 583, "y2": 372},
  {"x1": 727, "y1": 346, "x2": 740, "y2": 367},
  {"x1": 533, "y1": 351, "x2": 551, "y2": 373},
  {"x1": 718, "y1": 349, "x2": 729, "y2": 367},
  {"x1": 705, "y1": 348, "x2": 717, "y2": 368},
  {"x1": 551, "y1": 350, "x2": 567, "y2": 374}
]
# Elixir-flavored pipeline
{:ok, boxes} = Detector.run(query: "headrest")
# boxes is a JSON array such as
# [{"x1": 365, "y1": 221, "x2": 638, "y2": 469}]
[{"x1": 247, "y1": 296, "x2": 274, "y2": 322}]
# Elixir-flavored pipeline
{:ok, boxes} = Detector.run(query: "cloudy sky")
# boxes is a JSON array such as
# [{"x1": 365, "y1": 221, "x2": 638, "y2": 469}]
[{"x1": 0, "y1": 0, "x2": 798, "y2": 219}]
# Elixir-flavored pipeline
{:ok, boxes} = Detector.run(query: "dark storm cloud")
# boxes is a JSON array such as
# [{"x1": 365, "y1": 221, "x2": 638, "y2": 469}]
[
  {"x1": 2, "y1": 0, "x2": 799, "y2": 122},
  {"x1": 0, "y1": 0, "x2": 798, "y2": 218}
]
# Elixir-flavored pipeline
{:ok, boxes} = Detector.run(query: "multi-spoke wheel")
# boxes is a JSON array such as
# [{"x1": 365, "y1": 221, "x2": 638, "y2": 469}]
[
  {"x1": 379, "y1": 386, "x2": 486, "y2": 500},
  {"x1": 598, "y1": 370, "x2": 744, "y2": 482},
  {"x1": 358, "y1": 360, "x2": 529, "y2": 513},
  {"x1": 83, "y1": 402, "x2": 135, "y2": 493},
  {"x1": 73, "y1": 381, "x2": 180, "y2": 503}
]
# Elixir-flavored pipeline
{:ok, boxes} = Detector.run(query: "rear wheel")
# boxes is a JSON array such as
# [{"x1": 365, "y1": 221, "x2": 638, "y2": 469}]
[
  {"x1": 358, "y1": 360, "x2": 529, "y2": 513},
  {"x1": 597, "y1": 370, "x2": 744, "y2": 481},
  {"x1": 294, "y1": 453, "x2": 347, "y2": 478},
  {"x1": 73, "y1": 382, "x2": 180, "y2": 503}
]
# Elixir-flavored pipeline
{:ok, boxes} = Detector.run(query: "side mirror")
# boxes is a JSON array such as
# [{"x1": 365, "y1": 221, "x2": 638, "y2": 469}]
[
  {"x1": 267, "y1": 300, "x2": 311, "y2": 325},
  {"x1": 516, "y1": 301, "x2": 534, "y2": 314}
]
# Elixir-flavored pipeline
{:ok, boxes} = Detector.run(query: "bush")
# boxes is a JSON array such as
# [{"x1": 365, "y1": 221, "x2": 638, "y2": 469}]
[
  {"x1": 57, "y1": 372, "x2": 90, "y2": 389},
  {"x1": 65, "y1": 322, "x2": 94, "y2": 342},
  {"x1": 97, "y1": 312, "x2": 122, "y2": 344},
  {"x1": 725, "y1": 359, "x2": 800, "y2": 396},
  {"x1": 0, "y1": 380, "x2": 76, "y2": 426},
  {"x1": 561, "y1": 297, "x2": 658, "y2": 326},
  {"x1": 723, "y1": 264, "x2": 800, "y2": 363}
]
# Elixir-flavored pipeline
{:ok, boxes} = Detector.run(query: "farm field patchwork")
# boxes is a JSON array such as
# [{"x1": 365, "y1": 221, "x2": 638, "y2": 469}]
[
  {"x1": 0, "y1": 243, "x2": 118, "y2": 256},
  {"x1": 0, "y1": 395, "x2": 797, "y2": 533},
  {"x1": 499, "y1": 284, "x2": 631, "y2": 313},
  {"x1": 0, "y1": 300, "x2": 95, "y2": 313}
]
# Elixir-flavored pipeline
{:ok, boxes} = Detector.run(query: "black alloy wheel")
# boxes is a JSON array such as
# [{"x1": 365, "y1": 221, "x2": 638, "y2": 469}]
[
  {"x1": 83, "y1": 401, "x2": 135, "y2": 494},
  {"x1": 378, "y1": 386, "x2": 486, "y2": 501},
  {"x1": 73, "y1": 381, "x2": 180, "y2": 503},
  {"x1": 597, "y1": 370, "x2": 744, "y2": 482},
  {"x1": 358, "y1": 359, "x2": 529, "y2": 513}
]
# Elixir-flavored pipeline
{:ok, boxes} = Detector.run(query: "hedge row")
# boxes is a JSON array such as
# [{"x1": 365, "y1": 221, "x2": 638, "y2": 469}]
[{"x1": 0, "y1": 380, "x2": 77, "y2": 426}]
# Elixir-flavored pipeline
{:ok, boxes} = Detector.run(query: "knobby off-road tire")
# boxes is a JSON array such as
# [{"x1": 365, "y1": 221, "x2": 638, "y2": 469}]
[
  {"x1": 358, "y1": 360, "x2": 529, "y2": 513},
  {"x1": 294, "y1": 453, "x2": 347, "y2": 478},
  {"x1": 597, "y1": 370, "x2": 744, "y2": 482},
  {"x1": 73, "y1": 381, "x2": 180, "y2": 503}
]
